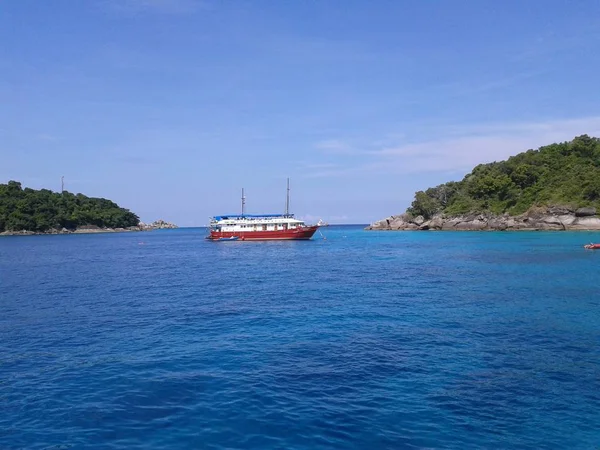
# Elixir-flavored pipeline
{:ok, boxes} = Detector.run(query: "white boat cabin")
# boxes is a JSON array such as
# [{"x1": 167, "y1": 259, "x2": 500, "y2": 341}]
[{"x1": 209, "y1": 214, "x2": 306, "y2": 232}]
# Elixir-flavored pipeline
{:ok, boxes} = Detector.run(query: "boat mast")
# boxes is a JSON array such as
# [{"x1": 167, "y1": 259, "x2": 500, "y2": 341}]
[
  {"x1": 241, "y1": 188, "x2": 246, "y2": 216},
  {"x1": 285, "y1": 178, "x2": 290, "y2": 216}
]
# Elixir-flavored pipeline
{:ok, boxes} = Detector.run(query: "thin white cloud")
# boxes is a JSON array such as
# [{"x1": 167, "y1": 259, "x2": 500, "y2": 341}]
[
  {"x1": 374, "y1": 116, "x2": 600, "y2": 174},
  {"x1": 292, "y1": 161, "x2": 351, "y2": 178},
  {"x1": 314, "y1": 139, "x2": 354, "y2": 154},
  {"x1": 297, "y1": 214, "x2": 350, "y2": 224},
  {"x1": 302, "y1": 163, "x2": 339, "y2": 170},
  {"x1": 297, "y1": 214, "x2": 322, "y2": 223},
  {"x1": 302, "y1": 166, "x2": 365, "y2": 179},
  {"x1": 309, "y1": 116, "x2": 600, "y2": 178}
]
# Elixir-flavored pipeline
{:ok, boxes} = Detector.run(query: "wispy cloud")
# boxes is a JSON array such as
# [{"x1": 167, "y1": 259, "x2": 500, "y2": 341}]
[
  {"x1": 302, "y1": 165, "x2": 367, "y2": 179},
  {"x1": 302, "y1": 163, "x2": 339, "y2": 170},
  {"x1": 308, "y1": 116, "x2": 600, "y2": 178},
  {"x1": 378, "y1": 116, "x2": 600, "y2": 174},
  {"x1": 297, "y1": 214, "x2": 351, "y2": 224},
  {"x1": 292, "y1": 161, "x2": 352, "y2": 178},
  {"x1": 115, "y1": 155, "x2": 158, "y2": 165},
  {"x1": 100, "y1": 0, "x2": 205, "y2": 15},
  {"x1": 314, "y1": 139, "x2": 355, "y2": 154},
  {"x1": 297, "y1": 214, "x2": 322, "y2": 223}
]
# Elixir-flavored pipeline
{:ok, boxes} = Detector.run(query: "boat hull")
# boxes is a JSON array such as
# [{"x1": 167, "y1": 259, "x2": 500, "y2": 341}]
[
  {"x1": 208, "y1": 226, "x2": 319, "y2": 241},
  {"x1": 584, "y1": 244, "x2": 600, "y2": 249}
]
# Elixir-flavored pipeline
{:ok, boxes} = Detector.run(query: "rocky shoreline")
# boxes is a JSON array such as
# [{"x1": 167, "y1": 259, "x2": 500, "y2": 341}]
[
  {"x1": 366, "y1": 207, "x2": 600, "y2": 231},
  {"x1": 0, "y1": 220, "x2": 178, "y2": 237},
  {"x1": 138, "y1": 219, "x2": 178, "y2": 231}
]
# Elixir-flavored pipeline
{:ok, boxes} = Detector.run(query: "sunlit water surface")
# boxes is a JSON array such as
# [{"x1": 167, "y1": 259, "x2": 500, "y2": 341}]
[{"x1": 1, "y1": 227, "x2": 599, "y2": 449}]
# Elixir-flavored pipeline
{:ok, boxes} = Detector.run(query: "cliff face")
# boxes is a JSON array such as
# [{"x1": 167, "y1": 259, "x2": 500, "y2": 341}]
[{"x1": 366, "y1": 206, "x2": 600, "y2": 231}]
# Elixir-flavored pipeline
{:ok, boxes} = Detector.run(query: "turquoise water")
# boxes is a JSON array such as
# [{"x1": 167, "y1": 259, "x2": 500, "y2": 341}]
[{"x1": 1, "y1": 226, "x2": 599, "y2": 449}]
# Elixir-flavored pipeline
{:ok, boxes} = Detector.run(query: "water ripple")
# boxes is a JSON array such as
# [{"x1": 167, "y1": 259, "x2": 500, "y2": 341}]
[{"x1": 1, "y1": 228, "x2": 599, "y2": 449}]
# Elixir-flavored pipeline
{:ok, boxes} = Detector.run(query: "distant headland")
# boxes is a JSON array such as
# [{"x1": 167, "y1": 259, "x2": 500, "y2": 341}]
[
  {"x1": 367, "y1": 135, "x2": 600, "y2": 231},
  {"x1": 0, "y1": 181, "x2": 177, "y2": 236}
]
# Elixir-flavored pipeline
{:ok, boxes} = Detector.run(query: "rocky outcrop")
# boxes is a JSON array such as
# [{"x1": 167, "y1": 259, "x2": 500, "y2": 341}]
[
  {"x1": 365, "y1": 206, "x2": 600, "y2": 231},
  {"x1": 139, "y1": 220, "x2": 178, "y2": 230},
  {"x1": 569, "y1": 216, "x2": 600, "y2": 230},
  {"x1": 0, "y1": 230, "x2": 36, "y2": 236},
  {"x1": 576, "y1": 207, "x2": 597, "y2": 217}
]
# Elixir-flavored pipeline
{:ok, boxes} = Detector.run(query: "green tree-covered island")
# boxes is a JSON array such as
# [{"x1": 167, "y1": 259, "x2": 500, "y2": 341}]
[
  {"x1": 0, "y1": 181, "x2": 176, "y2": 235},
  {"x1": 368, "y1": 135, "x2": 600, "y2": 231}
]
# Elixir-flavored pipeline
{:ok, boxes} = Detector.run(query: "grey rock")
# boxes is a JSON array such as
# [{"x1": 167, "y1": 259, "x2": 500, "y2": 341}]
[
  {"x1": 365, "y1": 219, "x2": 388, "y2": 230},
  {"x1": 454, "y1": 219, "x2": 487, "y2": 231},
  {"x1": 150, "y1": 219, "x2": 178, "y2": 229},
  {"x1": 138, "y1": 219, "x2": 179, "y2": 231},
  {"x1": 536, "y1": 221, "x2": 564, "y2": 230},
  {"x1": 548, "y1": 205, "x2": 574, "y2": 215},
  {"x1": 441, "y1": 218, "x2": 461, "y2": 230},
  {"x1": 571, "y1": 217, "x2": 600, "y2": 230},
  {"x1": 541, "y1": 216, "x2": 565, "y2": 229},
  {"x1": 575, "y1": 207, "x2": 597, "y2": 217},
  {"x1": 412, "y1": 215, "x2": 425, "y2": 226},
  {"x1": 77, "y1": 225, "x2": 101, "y2": 230},
  {"x1": 406, "y1": 223, "x2": 420, "y2": 230},
  {"x1": 366, "y1": 204, "x2": 600, "y2": 232},
  {"x1": 487, "y1": 218, "x2": 508, "y2": 231},
  {"x1": 388, "y1": 216, "x2": 407, "y2": 229},
  {"x1": 558, "y1": 215, "x2": 576, "y2": 226},
  {"x1": 428, "y1": 216, "x2": 443, "y2": 230},
  {"x1": 383, "y1": 214, "x2": 414, "y2": 230}
]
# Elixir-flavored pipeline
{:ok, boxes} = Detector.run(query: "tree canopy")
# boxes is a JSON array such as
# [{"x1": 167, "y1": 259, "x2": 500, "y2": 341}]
[
  {"x1": 407, "y1": 135, "x2": 600, "y2": 219},
  {"x1": 0, "y1": 181, "x2": 139, "y2": 232}
]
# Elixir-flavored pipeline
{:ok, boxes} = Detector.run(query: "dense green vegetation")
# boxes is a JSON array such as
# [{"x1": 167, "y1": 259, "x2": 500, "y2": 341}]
[
  {"x1": 0, "y1": 181, "x2": 139, "y2": 232},
  {"x1": 407, "y1": 135, "x2": 600, "y2": 219}
]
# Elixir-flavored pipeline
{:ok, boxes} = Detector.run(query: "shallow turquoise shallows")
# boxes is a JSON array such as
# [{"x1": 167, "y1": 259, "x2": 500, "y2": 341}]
[{"x1": 1, "y1": 226, "x2": 600, "y2": 449}]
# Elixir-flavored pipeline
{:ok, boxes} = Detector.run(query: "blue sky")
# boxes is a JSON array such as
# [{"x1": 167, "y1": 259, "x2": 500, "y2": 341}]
[{"x1": 2, "y1": 0, "x2": 600, "y2": 225}]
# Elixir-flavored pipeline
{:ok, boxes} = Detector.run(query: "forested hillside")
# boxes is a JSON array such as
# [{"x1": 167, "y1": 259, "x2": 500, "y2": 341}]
[
  {"x1": 407, "y1": 135, "x2": 600, "y2": 219},
  {"x1": 0, "y1": 181, "x2": 139, "y2": 232}
]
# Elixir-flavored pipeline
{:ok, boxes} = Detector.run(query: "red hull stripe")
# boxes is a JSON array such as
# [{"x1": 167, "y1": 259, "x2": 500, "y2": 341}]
[{"x1": 209, "y1": 226, "x2": 319, "y2": 241}]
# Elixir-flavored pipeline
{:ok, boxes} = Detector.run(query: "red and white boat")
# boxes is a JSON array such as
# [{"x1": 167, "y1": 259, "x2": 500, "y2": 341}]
[{"x1": 206, "y1": 180, "x2": 320, "y2": 241}]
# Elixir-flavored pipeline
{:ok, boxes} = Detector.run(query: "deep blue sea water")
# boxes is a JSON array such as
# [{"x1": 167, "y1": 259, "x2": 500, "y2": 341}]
[{"x1": 1, "y1": 226, "x2": 600, "y2": 449}]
